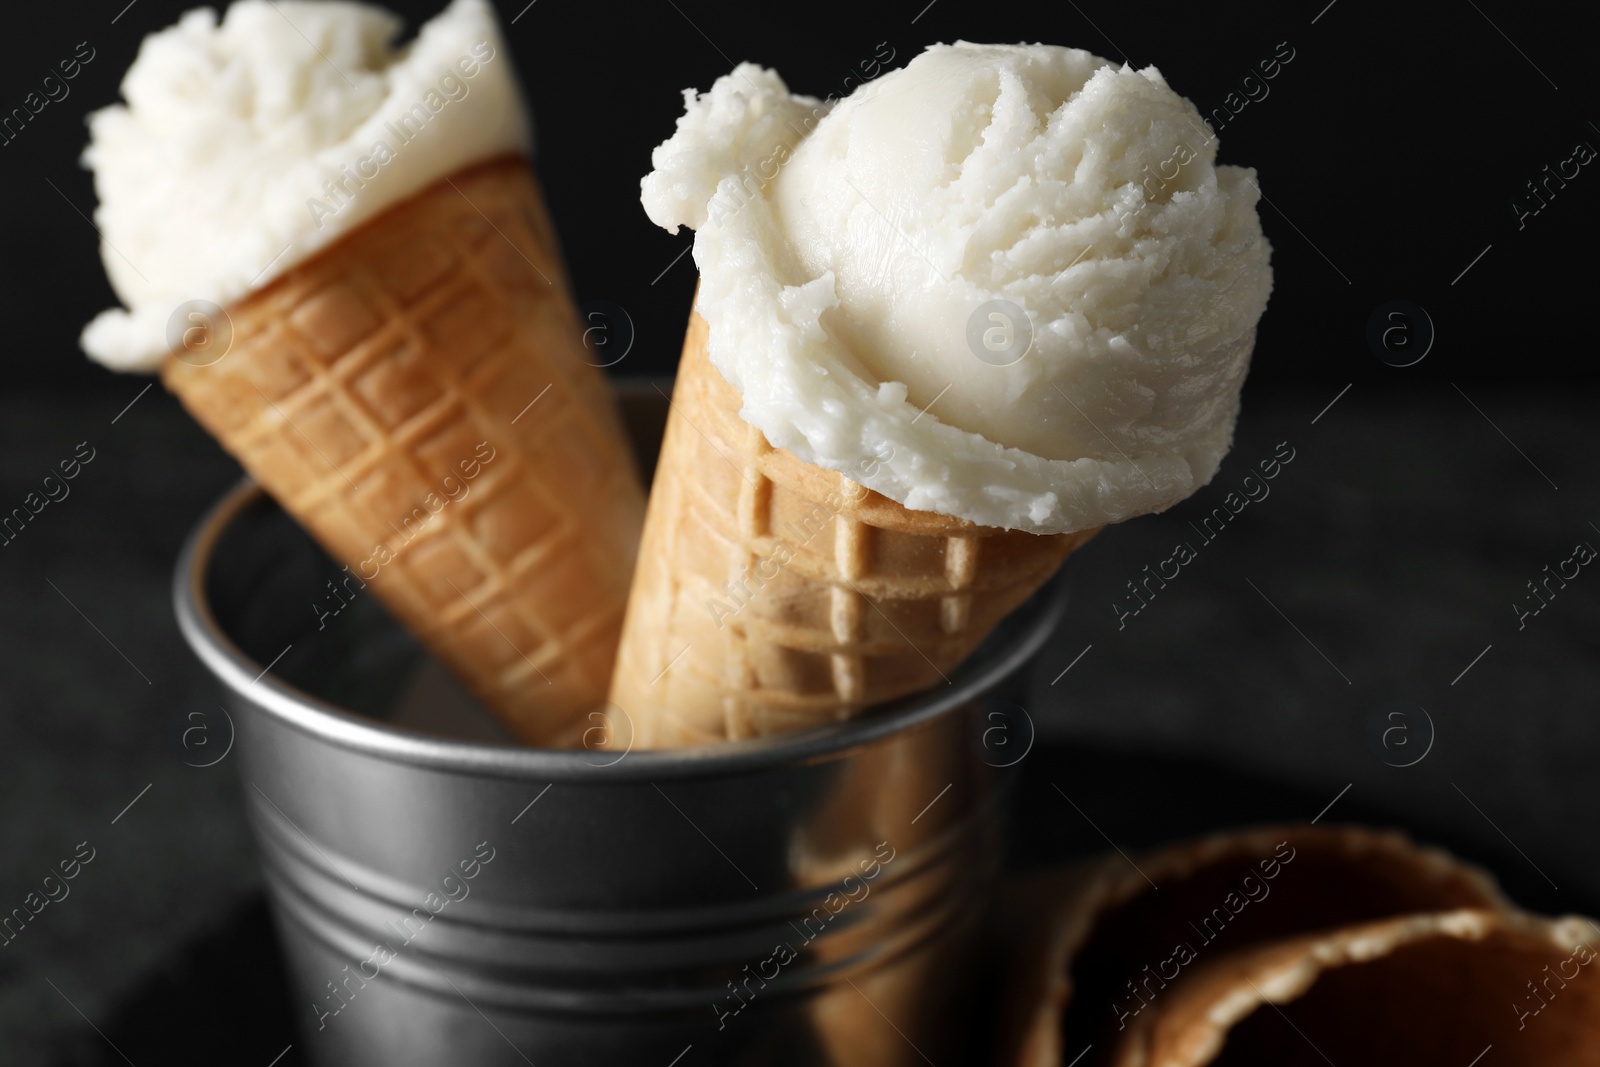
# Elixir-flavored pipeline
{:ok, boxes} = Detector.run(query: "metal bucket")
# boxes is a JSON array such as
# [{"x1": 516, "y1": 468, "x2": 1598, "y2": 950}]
[{"x1": 172, "y1": 390, "x2": 1069, "y2": 1067}]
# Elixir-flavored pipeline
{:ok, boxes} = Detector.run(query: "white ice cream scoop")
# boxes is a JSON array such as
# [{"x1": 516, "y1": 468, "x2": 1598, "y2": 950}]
[
  {"x1": 81, "y1": 0, "x2": 529, "y2": 372},
  {"x1": 642, "y1": 43, "x2": 1272, "y2": 535}
]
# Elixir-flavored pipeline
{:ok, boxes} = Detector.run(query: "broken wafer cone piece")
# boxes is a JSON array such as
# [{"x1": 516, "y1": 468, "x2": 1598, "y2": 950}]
[
  {"x1": 604, "y1": 301, "x2": 1098, "y2": 749},
  {"x1": 1110, "y1": 908, "x2": 1600, "y2": 1067},
  {"x1": 163, "y1": 157, "x2": 645, "y2": 744},
  {"x1": 1002, "y1": 824, "x2": 1509, "y2": 1067}
]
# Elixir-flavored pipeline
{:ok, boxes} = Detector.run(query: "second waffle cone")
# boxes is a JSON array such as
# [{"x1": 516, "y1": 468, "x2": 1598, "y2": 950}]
[
  {"x1": 606, "y1": 300, "x2": 1098, "y2": 749},
  {"x1": 163, "y1": 157, "x2": 645, "y2": 745}
]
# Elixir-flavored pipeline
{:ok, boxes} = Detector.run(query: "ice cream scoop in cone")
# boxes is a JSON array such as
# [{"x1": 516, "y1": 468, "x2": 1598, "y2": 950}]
[
  {"x1": 81, "y1": 1, "x2": 646, "y2": 745},
  {"x1": 605, "y1": 302, "x2": 1096, "y2": 748},
  {"x1": 624, "y1": 43, "x2": 1273, "y2": 748},
  {"x1": 1001, "y1": 824, "x2": 1509, "y2": 1067},
  {"x1": 1110, "y1": 908, "x2": 1600, "y2": 1067},
  {"x1": 163, "y1": 157, "x2": 644, "y2": 744}
]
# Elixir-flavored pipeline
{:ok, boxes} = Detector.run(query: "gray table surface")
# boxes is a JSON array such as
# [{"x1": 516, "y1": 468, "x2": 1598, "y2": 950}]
[{"x1": 1, "y1": 381, "x2": 1595, "y2": 1063}]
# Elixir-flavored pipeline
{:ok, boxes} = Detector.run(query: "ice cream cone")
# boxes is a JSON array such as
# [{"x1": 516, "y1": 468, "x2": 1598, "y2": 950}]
[
  {"x1": 1000, "y1": 824, "x2": 1509, "y2": 1067},
  {"x1": 1109, "y1": 908, "x2": 1600, "y2": 1067},
  {"x1": 162, "y1": 156, "x2": 645, "y2": 745},
  {"x1": 604, "y1": 298, "x2": 1098, "y2": 749}
]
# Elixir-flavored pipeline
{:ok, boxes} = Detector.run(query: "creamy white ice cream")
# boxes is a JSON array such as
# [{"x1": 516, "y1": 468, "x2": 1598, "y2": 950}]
[
  {"x1": 81, "y1": 0, "x2": 528, "y2": 371},
  {"x1": 642, "y1": 44, "x2": 1272, "y2": 535}
]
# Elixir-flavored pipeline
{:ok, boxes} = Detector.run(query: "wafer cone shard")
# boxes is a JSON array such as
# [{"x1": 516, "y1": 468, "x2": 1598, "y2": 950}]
[
  {"x1": 606, "y1": 292, "x2": 1098, "y2": 749},
  {"x1": 1001, "y1": 824, "x2": 1511, "y2": 1067},
  {"x1": 162, "y1": 157, "x2": 645, "y2": 746},
  {"x1": 1112, "y1": 909, "x2": 1600, "y2": 1067}
]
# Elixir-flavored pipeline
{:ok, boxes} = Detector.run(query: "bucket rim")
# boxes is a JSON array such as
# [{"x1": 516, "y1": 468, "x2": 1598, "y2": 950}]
[{"x1": 173, "y1": 478, "x2": 1070, "y2": 782}]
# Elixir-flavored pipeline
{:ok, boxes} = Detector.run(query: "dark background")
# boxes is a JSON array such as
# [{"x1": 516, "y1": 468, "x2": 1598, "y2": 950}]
[
  {"x1": 0, "y1": 0, "x2": 1593, "y2": 389},
  {"x1": 2, "y1": 1, "x2": 1596, "y2": 1064}
]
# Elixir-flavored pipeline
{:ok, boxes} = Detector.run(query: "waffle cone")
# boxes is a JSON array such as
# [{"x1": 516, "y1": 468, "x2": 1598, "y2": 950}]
[
  {"x1": 162, "y1": 157, "x2": 645, "y2": 745},
  {"x1": 1001, "y1": 824, "x2": 1509, "y2": 1067},
  {"x1": 605, "y1": 298, "x2": 1098, "y2": 749},
  {"x1": 1110, "y1": 908, "x2": 1600, "y2": 1067}
]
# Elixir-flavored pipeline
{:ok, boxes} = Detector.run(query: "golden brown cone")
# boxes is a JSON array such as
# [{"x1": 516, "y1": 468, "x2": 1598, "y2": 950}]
[
  {"x1": 162, "y1": 157, "x2": 645, "y2": 744},
  {"x1": 1110, "y1": 908, "x2": 1600, "y2": 1067},
  {"x1": 1000, "y1": 824, "x2": 1509, "y2": 1067},
  {"x1": 606, "y1": 299, "x2": 1098, "y2": 749}
]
